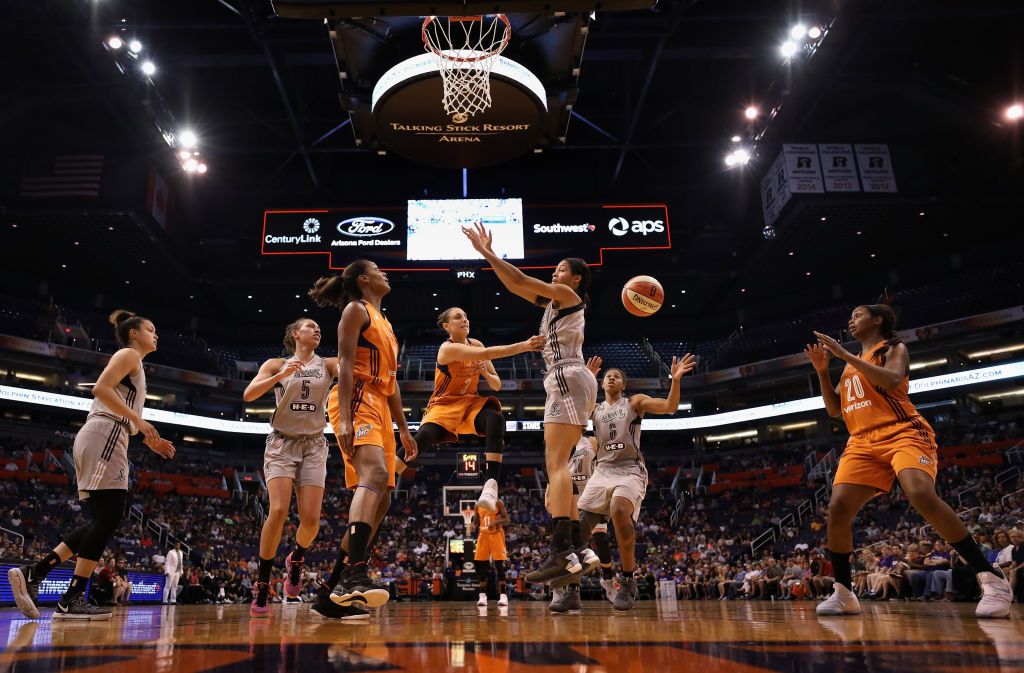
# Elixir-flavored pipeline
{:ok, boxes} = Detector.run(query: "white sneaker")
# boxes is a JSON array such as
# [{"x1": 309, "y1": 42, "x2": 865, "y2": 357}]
[
  {"x1": 577, "y1": 548, "x2": 601, "y2": 575},
  {"x1": 599, "y1": 578, "x2": 619, "y2": 603},
  {"x1": 497, "y1": 593, "x2": 508, "y2": 606},
  {"x1": 476, "y1": 479, "x2": 498, "y2": 512},
  {"x1": 477, "y1": 592, "x2": 488, "y2": 607},
  {"x1": 976, "y1": 571, "x2": 1013, "y2": 619},
  {"x1": 816, "y1": 583, "x2": 861, "y2": 616}
]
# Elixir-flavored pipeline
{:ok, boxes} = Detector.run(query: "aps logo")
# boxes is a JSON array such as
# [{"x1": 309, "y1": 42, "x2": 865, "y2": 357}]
[
  {"x1": 608, "y1": 217, "x2": 665, "y2": 237},
  {"x1": 337, "y1": 217, "x2": 396, "y2": 237}
]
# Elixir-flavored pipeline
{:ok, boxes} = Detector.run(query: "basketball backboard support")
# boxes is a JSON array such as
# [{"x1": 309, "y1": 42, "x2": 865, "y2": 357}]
[{"x1": 273, "y1": 0, "x2": 656, "y2": 19}]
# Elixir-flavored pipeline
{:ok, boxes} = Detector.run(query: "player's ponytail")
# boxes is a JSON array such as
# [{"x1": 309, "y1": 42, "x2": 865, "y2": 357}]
[
  {"x1": 862, "y1": 303, "x2": 902, "y2": 361},
  {"x1": 564, "y1": 257, "x2": 591, "y2": 307},
  {"x1": 437, "y1": 307, "x2": 457, "y2": 332},
  {"x1": 108, "y1": 310, "x2": 145, "y2": 347},
  {"x1": 281, "y1": 318, "x2": 308, "y2": 355},
  {"x1": 309, "y1": 260, "x2": 372, "y2": 308}
]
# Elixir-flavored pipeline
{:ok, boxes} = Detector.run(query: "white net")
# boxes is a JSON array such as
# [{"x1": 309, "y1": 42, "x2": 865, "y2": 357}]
[{"x1": 422, "y1": 15, "x2": 511, "y2": 122}]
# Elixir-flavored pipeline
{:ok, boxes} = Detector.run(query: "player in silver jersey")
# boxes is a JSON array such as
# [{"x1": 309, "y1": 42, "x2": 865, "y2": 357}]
[
  {"x1": 9, "y1": 310, "x2": 175, "y2": 621},
  {"x1": 464, "y1": 222, "x2": 598, "y2": 587},
  {"x1": 242, "y1": 318, "x2": 347, "y2": 619},
  {"x1": 576, "y1": 353, "x2": 695, "y2": 611}
]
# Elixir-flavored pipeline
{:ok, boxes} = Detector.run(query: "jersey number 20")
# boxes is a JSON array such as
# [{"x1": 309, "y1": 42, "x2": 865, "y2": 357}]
[{"x1": 844, "y1": 375, "x2": 865, "y2": 402}]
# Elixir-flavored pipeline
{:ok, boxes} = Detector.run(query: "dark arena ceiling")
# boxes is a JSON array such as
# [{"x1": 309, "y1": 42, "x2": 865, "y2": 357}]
[{"x1": 2, "y1": 0, "x2": 1023, "y2": 345}]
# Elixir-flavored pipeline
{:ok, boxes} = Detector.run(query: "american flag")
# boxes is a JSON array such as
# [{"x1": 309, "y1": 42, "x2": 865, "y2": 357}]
[{"x1": 19, "y1": 154, "x2": 104, "y2": 199}]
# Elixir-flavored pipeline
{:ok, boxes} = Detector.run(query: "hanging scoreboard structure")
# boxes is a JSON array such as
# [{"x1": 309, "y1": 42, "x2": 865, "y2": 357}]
[{"x1": 261, "y1": 201, "x2": 670, "y2": 271}]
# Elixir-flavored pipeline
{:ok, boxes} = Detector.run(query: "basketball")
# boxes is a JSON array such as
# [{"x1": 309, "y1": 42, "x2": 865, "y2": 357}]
[{"x1": 622, "y1": 275, "x2": 664, "y2": 317}]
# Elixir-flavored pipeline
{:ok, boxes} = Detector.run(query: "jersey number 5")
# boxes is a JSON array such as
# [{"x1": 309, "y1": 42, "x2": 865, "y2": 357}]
[
  {"x1": 301, "y1": 380, "x2": 310, "y2": 400},
  {"x1": 844, "y1": 375, "x2": 865, "y2": 402}
]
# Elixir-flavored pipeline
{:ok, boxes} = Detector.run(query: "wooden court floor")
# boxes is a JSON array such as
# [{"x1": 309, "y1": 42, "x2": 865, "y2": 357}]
[{"x1": 0, "y1": 600, "x2": 1022, "y2": 672}]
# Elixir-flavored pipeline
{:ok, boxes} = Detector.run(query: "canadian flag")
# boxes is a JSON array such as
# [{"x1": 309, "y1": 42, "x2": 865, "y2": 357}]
[{"x1": 146, "y1": 167, "x2": 170, "y2": 228}]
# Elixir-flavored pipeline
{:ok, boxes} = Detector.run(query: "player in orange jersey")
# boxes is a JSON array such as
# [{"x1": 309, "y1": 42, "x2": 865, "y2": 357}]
[
  {"x1": 308, "y1": 260, "x2": 417, "y2": 618},
  {"x1": 400, "y1": 307, "x2": 544, "y2": 509},
  {"x1": 471, "y1": 497, "x2": 511, "y2": 607},
  {"x1": 806, "y1": 303, "x2": 1012, "y2": 618}
]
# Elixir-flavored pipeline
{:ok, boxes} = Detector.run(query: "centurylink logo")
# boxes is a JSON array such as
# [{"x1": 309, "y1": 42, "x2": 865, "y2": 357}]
[{"x1": 337, "y1": 217, "x2": 396, "y2": 237}]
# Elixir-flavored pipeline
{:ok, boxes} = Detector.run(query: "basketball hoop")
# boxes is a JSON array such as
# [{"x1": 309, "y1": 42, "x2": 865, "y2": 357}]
[
  {"x1": 422, "y1": 14, "x2": 512, "y2": 122},
  {"x1": 461, "y1": 506, "x2": 475, "y2": 531}
]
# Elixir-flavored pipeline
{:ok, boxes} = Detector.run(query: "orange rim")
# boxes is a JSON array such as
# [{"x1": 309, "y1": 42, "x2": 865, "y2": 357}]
[{"x1": 422, "y1": 14, "x2": 511, "y2": 64}]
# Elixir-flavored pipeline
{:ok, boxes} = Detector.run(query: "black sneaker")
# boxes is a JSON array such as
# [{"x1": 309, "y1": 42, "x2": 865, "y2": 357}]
[
  {"x1": 53, "y1": 593, "x2": 113, "y2": 620},
  {"x1": 525, "y1": 549, "x2": 582, "y2": 585},
  {"x1": 330, "y1": 565, "x2": 390, "y2": 609},
  {"x1": 311, "y1": 587, "x2": 371, "y2": 620},
  {"x1": 8, "y1": 565, "x2": 41, "y2": 619}
]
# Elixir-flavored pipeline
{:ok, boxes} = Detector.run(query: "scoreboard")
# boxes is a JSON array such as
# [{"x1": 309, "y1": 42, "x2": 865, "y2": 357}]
[
  {"x1": 262, "y1": 201, "x2": 670, "y2": 270},
  {"x1": 456, "y1": 452, "x2": 482, "y2": 480}
]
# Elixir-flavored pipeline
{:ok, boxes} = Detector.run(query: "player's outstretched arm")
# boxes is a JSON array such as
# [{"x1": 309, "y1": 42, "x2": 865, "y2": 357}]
[
  {"x1": 437, "y1": 335, "x2": 545, "y2": 365},
  {"x1": 632, "y1": 354, "x2": 696, "y2": 415},
  {"x1": 463, "y1": 222, "x2": 579, "y2": 307}
]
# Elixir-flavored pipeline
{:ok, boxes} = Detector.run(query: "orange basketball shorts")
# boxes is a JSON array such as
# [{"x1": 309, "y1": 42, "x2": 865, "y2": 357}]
[
  {"x1": 421, "y1": 395, "x2": 501, "y2": 444},
  {"x1": 833, "y1": 418, "x2": 938, "y2": 493},
  {"x1": 327, "y1": 381, "x2": 396, "y2": 490},
  {"x1": 474, "y1": 533, "x2": 507, "y2": 561}
]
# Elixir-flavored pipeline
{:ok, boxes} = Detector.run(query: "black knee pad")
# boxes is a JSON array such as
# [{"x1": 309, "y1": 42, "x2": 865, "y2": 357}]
[
  {"x1": 406, "y1": 423, "x2": 448, "y2": 462},
  {"x1": 592, "y1": 531, "x2": 612, "y2": 563},
  {"x1": 77, "y1": 489, "x2": 127, "y2": 560},
  {"x1": 474, "y1": 408, "x2": 505, "y2": 454},
  {"x1": 493, "y1": 560, "x2": 505, "y2": 581}
]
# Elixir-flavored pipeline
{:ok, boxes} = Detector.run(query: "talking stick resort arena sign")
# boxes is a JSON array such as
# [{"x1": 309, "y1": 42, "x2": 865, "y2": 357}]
[{"x1": 372, "y1": 54, "x2": 547, "y2": 168}]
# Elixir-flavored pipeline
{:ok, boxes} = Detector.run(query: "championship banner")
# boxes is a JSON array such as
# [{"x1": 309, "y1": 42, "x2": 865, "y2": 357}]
[
  {"x1": 818, "y1": 144, "x2": 860, "y2": 192},
  {"x1": 855, "y1": 144, "x2": 898, "y2": 192},
  {"x1": 761, "y1": 152, "x2": 790, "y2": 225},
  {"x1": 782, "y1": 144, "x2": 825, "y2": 193}
]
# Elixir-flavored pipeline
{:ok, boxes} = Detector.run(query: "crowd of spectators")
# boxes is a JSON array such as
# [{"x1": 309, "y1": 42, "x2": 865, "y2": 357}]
[{"x1": 0, "y1": 414, "x2": 1020, "y2": 605}]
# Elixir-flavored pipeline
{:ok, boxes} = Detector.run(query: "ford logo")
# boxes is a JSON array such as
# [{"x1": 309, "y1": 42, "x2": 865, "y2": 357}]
[{"x1": 337, "y1": 217, "x2": 395, "y2": 237}]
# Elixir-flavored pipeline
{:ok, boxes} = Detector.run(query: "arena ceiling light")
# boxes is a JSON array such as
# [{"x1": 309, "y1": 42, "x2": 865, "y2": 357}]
[
  {"x1": 141, "y1": 61, "x2": 156, "y2": 76},
  {"x1": 789, "y1": 24, "x2": 808, "y2": 39},
  {"x1": 178, "y1": 130, "x2": 198, "y2": 149},
  {"x1": 777, "y1": 421, "x2": 817, "y2": 431},
  {"x1": 128, "y1": 39, "x2": 142, "y2": 54},
  {"x1": 744, "y1": 106, "x2": 759, "y2": 120},
  {"x1": 807, "y1": 26, "x2": 822, "y2": 39},
  {"x1": 909, "y1": 358, "x2": 947, "y2": 371},
  {"x1": 705, "y1": 429, "x2": 758, "y2": 442},
  {"x1": 975, "y1": 388, "x2": 1024, "y2": 401},
  {"x1": 107, "y1": 36, "x2": 123, "y2": 49},
  {"x1": 965, "y1": 344, "x2": 1024, "y2": 358},
  {"x1": 725, "y1": 148, "x2": 751, "y2": 167},
  {"x1": 1007, "y1": 103, "x2": 1024, "y2": 121},
  {"x1": 12, "y1": 372, "x2": 47, "y2": 382},
  {"x1": 780, "y1": 40, "x2": 799, "y2": 59}
]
